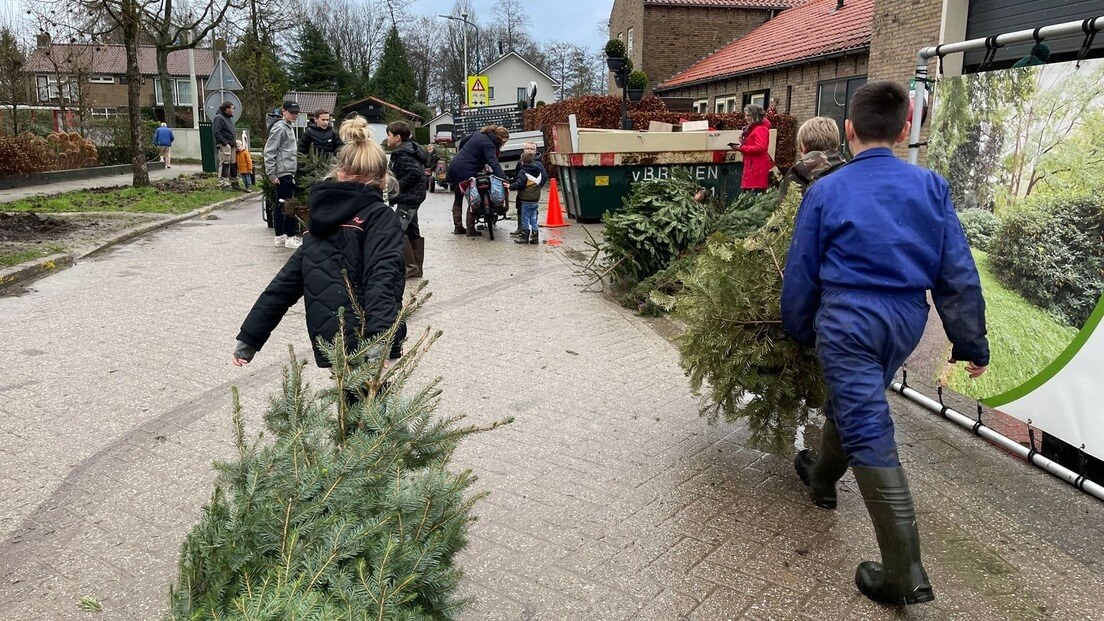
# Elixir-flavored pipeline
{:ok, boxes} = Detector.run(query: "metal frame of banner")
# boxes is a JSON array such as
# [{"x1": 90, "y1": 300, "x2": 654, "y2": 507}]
[{"x1": 908, "y1": 15, "x2": 1104, "y2": 165}]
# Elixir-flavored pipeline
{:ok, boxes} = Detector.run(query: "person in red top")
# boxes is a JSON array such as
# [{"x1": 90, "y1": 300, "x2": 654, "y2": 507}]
[{"x1": 736, "y1": 104, "x2": 773, "y2": 192}]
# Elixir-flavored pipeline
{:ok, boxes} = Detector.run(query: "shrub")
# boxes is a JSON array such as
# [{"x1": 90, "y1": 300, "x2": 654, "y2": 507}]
[
  {"x1": 96, "y1": 144, "x2": 160, "y2": 166},
  {"x1": 957, "y1": 208, "x2": 999, "y2": 251},
  {"x1": 605, "y1": 39, "x2": 626, "y2": 58},
  {"x1": 989, "y1": 195, "x2": 1104, "y2": 327},
  {"x1": 0, "y1": 131, "x2": 99, "y2": 176},
  {"x1": 627, "y1": 70, "x2": 648, "y2": 90}
]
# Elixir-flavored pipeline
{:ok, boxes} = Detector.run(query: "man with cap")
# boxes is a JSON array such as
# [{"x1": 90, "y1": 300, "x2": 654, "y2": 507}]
[
  {"x1": 263, "y1": 100, "x2": 303, "y2": 249},
  {"x1": 213, "y1": 101, "x2": 243, "y2": 190}
]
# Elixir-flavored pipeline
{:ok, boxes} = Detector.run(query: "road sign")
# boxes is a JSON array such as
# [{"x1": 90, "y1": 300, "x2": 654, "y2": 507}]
[
  {"x1": 204, "y1": 56, "x2": 243, "y2": 91},
  {"x1": 467, "y1": 75, "x2": 489, "y2": 107},
  {"x1": 205, "y1": 91, "x2": 242, "y2": 123}
]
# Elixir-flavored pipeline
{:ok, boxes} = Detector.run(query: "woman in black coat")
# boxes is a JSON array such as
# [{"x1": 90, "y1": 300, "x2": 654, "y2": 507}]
[
  {"x1": 232, "y1": 115, "x2": 406, "y2": 370},
  {"x1": 445, "y1": 125, "x2": 509, "y2": 236}
]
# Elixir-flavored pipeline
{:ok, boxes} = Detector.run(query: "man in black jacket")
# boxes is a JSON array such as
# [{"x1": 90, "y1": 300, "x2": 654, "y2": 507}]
[
  {"x1": 385, "y1": 121, "x2": 428, "y2": 278},
  {"x1": 298, "y1": 109, "x2": 343, "y2": 156},
  {"x1": 213, "y1": 101, "x2": 242, "y2": 190}
]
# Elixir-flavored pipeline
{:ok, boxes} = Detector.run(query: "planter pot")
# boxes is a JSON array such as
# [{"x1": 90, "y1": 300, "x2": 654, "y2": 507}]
[
  {"x1": 614, "y1": 73, "x2": 626, "y2": 88},
  {"x1": 606, "y1": 56, "x2": 625, "y2": 72},
  {"x1": 627, "y1": 89, "x2": 644, "y2": 103}
]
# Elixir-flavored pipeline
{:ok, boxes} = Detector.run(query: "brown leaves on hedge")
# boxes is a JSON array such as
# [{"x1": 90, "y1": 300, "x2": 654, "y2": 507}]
[{"x1": 0, "y1": 132, "x2": 99, "y2": 177}]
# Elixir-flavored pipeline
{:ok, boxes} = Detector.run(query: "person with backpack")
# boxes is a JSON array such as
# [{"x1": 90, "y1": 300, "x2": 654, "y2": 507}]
[
  {"x1": 509, "y1": 151, "x2": 547, "y2": 245},
  {"x1": 232, "y1": 114, "x2": 406, "y2": 371},
  {"x1": 385, "y1": 121, "x2": 428, "y2": 278},
  {"x1": 445, "y1": 125, "x2": 509, "y2": 236}
]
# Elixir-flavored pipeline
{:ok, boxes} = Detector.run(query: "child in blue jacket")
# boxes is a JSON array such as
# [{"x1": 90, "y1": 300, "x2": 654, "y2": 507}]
[{"x1": 781, "y1": 81, "x2": 989, "y2": 607}]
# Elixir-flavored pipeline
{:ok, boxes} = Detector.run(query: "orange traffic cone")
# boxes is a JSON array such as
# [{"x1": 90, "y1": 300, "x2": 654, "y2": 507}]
[{"x1": 540, "y1": 177, "x2": 569, "y2": 228}]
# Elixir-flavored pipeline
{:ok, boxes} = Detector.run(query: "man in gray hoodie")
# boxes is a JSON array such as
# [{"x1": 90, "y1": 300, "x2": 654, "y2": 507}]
[{"x1": 264, "y1": 100, "x2": 302, "y2": 249}]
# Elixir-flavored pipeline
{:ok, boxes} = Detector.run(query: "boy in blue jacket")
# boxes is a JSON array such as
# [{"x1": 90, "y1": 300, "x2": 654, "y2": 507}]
[{"x1": 781, "y1": 81, "x2": 989, "y2": 606}]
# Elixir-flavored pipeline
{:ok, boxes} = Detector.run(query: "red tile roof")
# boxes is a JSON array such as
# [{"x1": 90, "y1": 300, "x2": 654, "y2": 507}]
[
  {"x1": 645, "y1": 0, "x2": 803, "y2": 7},
  {"x1": 658, "y1": 0, "x2": 873, "y2": 90},
  {"x1": 25, "y1": 44, "x2": 217, "y2": 76}
]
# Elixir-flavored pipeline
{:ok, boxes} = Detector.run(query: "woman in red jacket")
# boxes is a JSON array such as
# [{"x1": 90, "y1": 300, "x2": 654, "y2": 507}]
[{"x1": 737, "y1": 104, "x2": 773, "y2": 192}]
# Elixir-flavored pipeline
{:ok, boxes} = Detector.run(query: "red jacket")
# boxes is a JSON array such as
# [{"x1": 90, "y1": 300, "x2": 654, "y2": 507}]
[{"x1": 738, "y1": 118, "x2": 773, "y2": 190}]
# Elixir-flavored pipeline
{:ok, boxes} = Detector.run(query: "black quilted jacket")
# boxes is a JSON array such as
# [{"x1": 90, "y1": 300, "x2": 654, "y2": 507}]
[{"x1": 237, "y1": 181, "x2": 406, "y2": 367}]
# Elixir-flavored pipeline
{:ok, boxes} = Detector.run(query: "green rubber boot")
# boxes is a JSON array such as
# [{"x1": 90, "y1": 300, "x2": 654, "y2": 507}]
[
  {"x1": 794, "y1": 418, "x2": 849, "y2": 509},
  {"x1": 853, "y1": 465, "x2": 935, "y2": 606}
]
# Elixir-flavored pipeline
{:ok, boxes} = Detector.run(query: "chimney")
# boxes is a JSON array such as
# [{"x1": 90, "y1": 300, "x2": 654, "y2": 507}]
[
  {"x1": 36, "y1": 33, "x2": 51, "y2": 48},
  {"x1": 836, "y1": 0, "x2": 845, "y2": 9}
]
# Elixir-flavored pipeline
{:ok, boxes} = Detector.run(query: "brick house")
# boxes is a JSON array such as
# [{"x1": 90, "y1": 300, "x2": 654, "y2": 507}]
[
  {"x1": 23, "y1": 35, "x2": 216, "y2": 127},
  {"x1": 656, "y1": 0, "x2": 873, "y2": 136},
  {"x1": 607, "y1": 0, "x2": 803, "y2": 95}
]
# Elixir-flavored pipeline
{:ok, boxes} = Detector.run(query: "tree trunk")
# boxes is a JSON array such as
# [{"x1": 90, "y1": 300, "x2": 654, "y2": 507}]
[
  {"x1": 123, "y1": 0, "x2": 150, "y2": 187},
  {"x1": 158, "y1": 48, "x2": 176, "y2": 127}
]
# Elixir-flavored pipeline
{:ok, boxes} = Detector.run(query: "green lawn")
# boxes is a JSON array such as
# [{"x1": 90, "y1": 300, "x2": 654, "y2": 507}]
[
  {"x1": 2, "y1": 176, "x2": 237, "y2": 215},
  {"x1": 946, "y1": 250, "x2": 1079, "y2": 400},
  {"x1": 0, "y1": 245, "x2": 65, "y2": 268}
]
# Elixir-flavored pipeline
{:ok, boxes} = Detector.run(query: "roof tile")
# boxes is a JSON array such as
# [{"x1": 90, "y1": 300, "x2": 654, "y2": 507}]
[
  {"x1": 645, "y1": 0, "x2": 803, "y2": 7},
  {"x1": 25, "y1": 44, "x2": 217, "y2": 77},
  {"x1": 659, "y1": 0, "x2": 873, "y2": 90}
]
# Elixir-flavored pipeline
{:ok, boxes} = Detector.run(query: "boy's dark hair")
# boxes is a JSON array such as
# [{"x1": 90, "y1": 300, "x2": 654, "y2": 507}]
[
  {"x1": 386, "y1": 121, "x2": 411, "y2": 141},
  {"x1": 848, "y1": 80, "x2": 909, "y2": 144},
  {"x1": 521, "y1": 152, "x2": 535, "y2": 164}
]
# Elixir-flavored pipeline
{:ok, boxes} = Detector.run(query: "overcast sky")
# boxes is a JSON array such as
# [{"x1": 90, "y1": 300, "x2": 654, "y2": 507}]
[{"x1": 2, "y1": 0, "x2": 615, "y2": 52}]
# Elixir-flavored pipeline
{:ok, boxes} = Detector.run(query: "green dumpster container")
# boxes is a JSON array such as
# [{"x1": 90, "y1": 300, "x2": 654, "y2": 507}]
[
  {"x1": 549, "y1": 151, "x2": 746, "y2": 222},
  {"x1": 198, "y1": 122, "x2": 216, "y2": 173}
]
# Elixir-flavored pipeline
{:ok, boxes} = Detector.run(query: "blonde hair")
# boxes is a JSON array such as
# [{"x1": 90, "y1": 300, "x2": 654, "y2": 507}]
[
  {"x1": 797, "y1": 116, "x2": 840, "y2": 153},
  {"x1": 330, "y1": 115, "x2": 389, "y2": 189}
]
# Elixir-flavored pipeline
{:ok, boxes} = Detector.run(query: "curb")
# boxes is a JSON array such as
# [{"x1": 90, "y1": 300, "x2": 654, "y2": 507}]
[{"x1": 0, "y1": 193, "x2": 256, "y2": 291}]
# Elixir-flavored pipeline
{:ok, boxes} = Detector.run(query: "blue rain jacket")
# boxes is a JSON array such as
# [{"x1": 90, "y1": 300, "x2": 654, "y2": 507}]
[{"x1": 781, "y1": 147, "x2": 989, "y2": 367}]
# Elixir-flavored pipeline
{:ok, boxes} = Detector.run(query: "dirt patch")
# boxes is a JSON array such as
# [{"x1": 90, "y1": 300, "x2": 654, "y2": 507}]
[
  {"x1": 153, "y1": 175, "x2": 214, "y2": 193},
  {"x1": 0, "y1": 212, "x2": 74, "y2": 242}
]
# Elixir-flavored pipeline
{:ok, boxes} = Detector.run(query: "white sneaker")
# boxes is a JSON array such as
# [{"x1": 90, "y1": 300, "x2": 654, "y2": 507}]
[
  {"x1": 284, "y1": 236, "x2": 303, "y2": 249},
  {"x1": 273, "y1": 234, "x2": 286, "y2": 247}
]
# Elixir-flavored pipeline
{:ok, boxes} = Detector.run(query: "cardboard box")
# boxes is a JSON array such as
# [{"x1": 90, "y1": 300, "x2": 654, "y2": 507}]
[{"x1": 647, "y1": 120, "x2": 674, "y2": 133}]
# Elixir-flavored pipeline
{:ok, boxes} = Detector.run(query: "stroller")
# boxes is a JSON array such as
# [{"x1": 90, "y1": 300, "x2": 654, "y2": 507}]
[{"x1": 462, "y1": 174, "x2": 510, "y2": 240}]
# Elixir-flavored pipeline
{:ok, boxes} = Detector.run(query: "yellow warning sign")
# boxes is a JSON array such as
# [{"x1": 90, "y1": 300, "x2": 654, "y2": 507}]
[
  {"x1": 467, "y1": 75, "x2": 490, "y2": 107},
  {"x1": 595, "y1": 176, "x2": 609, "y2": 186}
]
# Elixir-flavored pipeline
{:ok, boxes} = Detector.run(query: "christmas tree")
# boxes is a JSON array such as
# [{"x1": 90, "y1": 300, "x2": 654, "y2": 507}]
[
  {"x1": 168, "y1": 285, "x2": 507, "y2": 620},
  {"x1": 660, "y1": 191, "x2": 826, "y2": 453}
]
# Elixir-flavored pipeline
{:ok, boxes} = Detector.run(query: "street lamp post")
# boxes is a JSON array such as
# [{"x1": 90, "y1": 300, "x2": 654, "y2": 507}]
[{"x1": 439, "y1": 12, "x2": 475, "y2": 107}]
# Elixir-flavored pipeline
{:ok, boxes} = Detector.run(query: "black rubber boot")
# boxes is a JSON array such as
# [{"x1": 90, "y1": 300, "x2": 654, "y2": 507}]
[
  {"x1": 853, "y1": 466, "x2": 935, "y2": 606},
  {"x1": 410, "y1": 237, "x2": 424, "y2": 278},
  {"x1": 794, "y1": 417, "x2": 849, "y2": 509},
  {"x1": 529, "y1": 229, "x2": 539, "y2": 245},
  {"x1": 514, "y1": 229, "x2": 530, "y2": 244},
  {"x1": 402, "y1": 238, "x2": 418, "y2": 277}
]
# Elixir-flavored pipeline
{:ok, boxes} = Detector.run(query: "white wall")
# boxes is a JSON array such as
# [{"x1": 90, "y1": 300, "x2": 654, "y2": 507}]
[
  {"x1": 483, "y1": 55, "x2": 559, "y2": 106},
  {"x1": 429, "y1": 113, "x2": 454, "y2": 136},
  {"x1": 162, "y1": 128, "x2": 247, "y2": 160}
]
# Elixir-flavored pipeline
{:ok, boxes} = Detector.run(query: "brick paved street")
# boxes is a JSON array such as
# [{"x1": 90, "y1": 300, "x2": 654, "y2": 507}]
[{"x1": 1, "y1": 191, "x2": 1102, "y2": 620}]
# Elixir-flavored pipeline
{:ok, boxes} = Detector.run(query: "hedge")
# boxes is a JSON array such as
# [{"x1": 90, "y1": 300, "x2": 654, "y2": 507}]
[
  {"x1": 0, "y1": 132, "x2": 99, "y2": 177},
  {"x1": 958, "y1": 208, "x2": 999, "y2": 251}
]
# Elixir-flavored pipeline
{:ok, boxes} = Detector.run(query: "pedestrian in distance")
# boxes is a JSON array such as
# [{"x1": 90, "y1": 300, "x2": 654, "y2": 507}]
[
  {"x1": 264, "y1": 100, "x2": 303, "y2": 249},
  {"x1": 232, "y1": 114, "x2": 406, "y2": 371},
  {"x1": 732, "y1": 104, "x2": 773, "y2": 193},
  {"x1": 213, "y1": 101, "x2": 243, "y2": 190},
  {"x1": 298, "y1": 109, "x2": 343, "y2": 157},
  {"x1": 153, "y1": 122, "x2": 174, "y2": 169},
  {"x1": 445, "y1": 125, "x2": 509, "y2": 236},
  {"x1": 782, "y1": 80, "x2": 989, "y2": 607},
  {"x1": 236, "y1": 140, "x2": 255, "y2": 191},
  {"x1": 385, "y1": 120, "x2": 429, "y2": 279},
  {"x1": 509, "y1": 151, "x2": 546, "y2": 245},
  {"x1": 778, "y1": 116, "x2": 847, "y2": 201}
]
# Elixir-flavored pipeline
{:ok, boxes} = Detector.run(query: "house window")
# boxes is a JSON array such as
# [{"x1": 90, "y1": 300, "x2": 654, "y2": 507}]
[
  {"x1": 618, "y1": 32, "x2": 623, "y2": 41},
  {"x1": 627, "y1": 28, "x2": 634, "y2": 56},
  {"x1": 36, "y1": 75, "x2": 77, "y2": 102},
  {"x1": 517, "y1": 87, "x2": 527, "y2": 103},
  {"x1": 713, "y1": 95, "x2": 738, "y2": 114},
  {"x1": 816, "y1": 76, "x2": 867, "y2": 133},
  {"x1": 89, "y1": 75, "x2": 114, "y2": 84},
  {"x1": 693, "y1": 99, "x2": 708, "y2": 114},
  {"x1": 743, "y1": 89, "x2": 770, "y2": 108},
  {"x1": 154, "y1": 78, "x2": 196, "y2": 106},
  {"x1": 715, "y1": 99, "x2": 725, "y2": 114}
]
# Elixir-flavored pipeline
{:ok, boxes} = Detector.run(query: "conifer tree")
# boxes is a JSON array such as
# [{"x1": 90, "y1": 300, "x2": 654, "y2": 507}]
[
  {"x1": 368, "y1": 26, "x2": 416, "y2": 111},
  {"x1": 289, "y1": 21, "x2": 349, "y2": 94},
  {"x1": 168, "y1": 285, "x2": 508, "y2": 620},
  {"x1": 662, "y1": 191, "x2": 826, "y2": 453}
]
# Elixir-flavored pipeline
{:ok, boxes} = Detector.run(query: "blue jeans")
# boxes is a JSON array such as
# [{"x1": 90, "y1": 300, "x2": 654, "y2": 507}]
[{"x1": 521, "y1": 202, "x2": 539, "y2": 231}]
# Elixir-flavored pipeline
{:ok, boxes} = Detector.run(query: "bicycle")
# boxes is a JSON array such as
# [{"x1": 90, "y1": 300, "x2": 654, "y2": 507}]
[{"x1": 465, "y1": 174, "x2": 510, "y2": 240}]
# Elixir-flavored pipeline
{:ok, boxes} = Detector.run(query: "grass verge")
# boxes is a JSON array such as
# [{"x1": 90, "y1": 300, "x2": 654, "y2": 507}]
[
  {"x1": 946, "y1": 250, "x2": 1078, "y2": 400},
  {"x1": 2, "y1": 175, "x2": 238, "y2": 215},
  {"x1": 1, "y1": 245, "x2": 66, "y2": 268}
]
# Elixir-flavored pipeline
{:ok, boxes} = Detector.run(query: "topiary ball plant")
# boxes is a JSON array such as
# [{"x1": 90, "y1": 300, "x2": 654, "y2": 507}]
[
  {"x1": 627, "y1": 70, "x2": 648, "y2": 91},
  {"x1": 605, "y1": 38, "x2": 626, "y2": 58}
]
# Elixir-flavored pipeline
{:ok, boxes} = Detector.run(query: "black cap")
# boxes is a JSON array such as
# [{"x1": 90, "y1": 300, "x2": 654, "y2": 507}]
[{"x1": 282, "y1": 101, "x2": 300, "y2": 113}]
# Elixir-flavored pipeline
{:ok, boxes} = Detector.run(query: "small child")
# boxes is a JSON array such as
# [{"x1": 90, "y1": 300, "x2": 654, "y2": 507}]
[
  {"x1": 782, "y1": 81, "x2": 989, "y2": 606},
  {"x1": 509, "y1": 152, "x2": 547, "y2": 245},
  {"x1": 778, "y1": 116, "x2": 846, "y2": 201},
  {"x1": 236, "y1": 140, "x2": 254, "y2": 190}
]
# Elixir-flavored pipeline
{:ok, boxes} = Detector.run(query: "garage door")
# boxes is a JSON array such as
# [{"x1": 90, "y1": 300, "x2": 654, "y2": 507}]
[{"x1": 964, "y1": 0, "x2": 1104, "y2": 71}]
